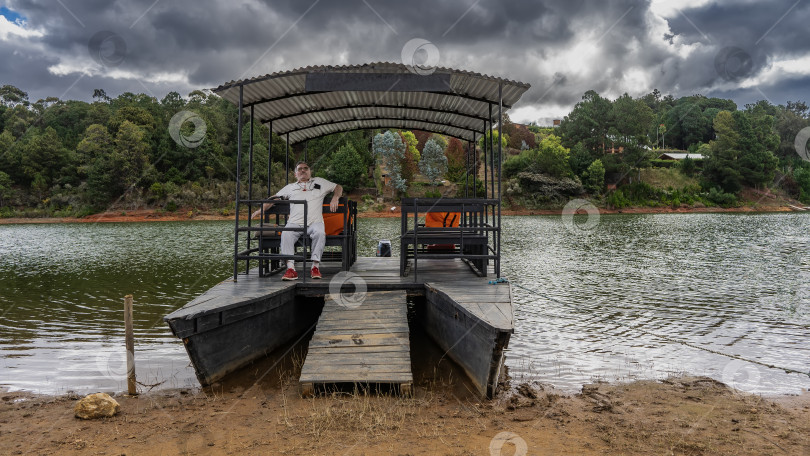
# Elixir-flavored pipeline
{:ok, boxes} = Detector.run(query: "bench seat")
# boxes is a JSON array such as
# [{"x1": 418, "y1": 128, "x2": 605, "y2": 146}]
[
  {"x1": 399, "y1": 198, "x2": 498, "y2": 277},
  {"x1": 254, "y1": 197, "x2": 356, "y2": 275}
]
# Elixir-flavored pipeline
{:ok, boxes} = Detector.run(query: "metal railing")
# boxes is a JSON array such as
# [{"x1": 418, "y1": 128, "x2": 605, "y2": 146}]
[
  {"x1": 400, "y1": 197, "x2": 501, "y2": 280},
  {"x1": 234, "y1": 199, "x2": 309, "y2": 281}
]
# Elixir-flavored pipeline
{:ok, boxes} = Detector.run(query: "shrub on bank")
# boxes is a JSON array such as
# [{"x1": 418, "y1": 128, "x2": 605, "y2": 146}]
[{"x1": 706, "y1": 187, "x2": 738, "y2": 207}]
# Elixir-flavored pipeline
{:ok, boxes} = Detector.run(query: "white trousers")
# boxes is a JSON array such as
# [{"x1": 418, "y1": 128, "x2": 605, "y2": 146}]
[{"x1": 281, "y1": 222, "x2": 325, "y2": 264}]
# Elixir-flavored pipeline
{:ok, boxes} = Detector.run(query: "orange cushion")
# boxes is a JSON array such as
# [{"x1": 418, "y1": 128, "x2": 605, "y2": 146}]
[
  {"x1": 425, "y1": 212, "x2": 460, "y2": 228},
  {"x1": 322, "y1": 204, "x2": 346, "y2": 235},
  {"x1": 427, "y1": 244, "x2": 457, "y2": 251}
]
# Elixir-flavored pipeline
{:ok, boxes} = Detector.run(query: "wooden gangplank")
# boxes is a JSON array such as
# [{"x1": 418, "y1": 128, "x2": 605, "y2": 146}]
[{"x1": 299, "y1": 290, "x2": 413, "y2": 396}]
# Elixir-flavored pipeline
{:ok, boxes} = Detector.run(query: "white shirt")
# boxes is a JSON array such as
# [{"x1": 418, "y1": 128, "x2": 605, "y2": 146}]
[{"x1": 275, "y1": 177, "x2": 337, "y2": 226}]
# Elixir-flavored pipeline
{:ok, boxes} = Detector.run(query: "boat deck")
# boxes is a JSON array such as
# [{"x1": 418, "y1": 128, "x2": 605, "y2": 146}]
[
  {"x1": 164, "y1": 257, "x2": 513, "y2": 398},
  {"x1": 167, "y1": 258, "x2": 507, "y2": 321},
  {"x1": 299, "y1": 290, "x2": 412, "y2": 396}
]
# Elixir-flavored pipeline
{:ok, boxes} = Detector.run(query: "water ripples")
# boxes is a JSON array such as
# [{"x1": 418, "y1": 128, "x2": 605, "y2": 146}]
[
  {"x1": 1, "y1": 214, "x2": 808, "y2": 395},
  {"x1": 503, "y1": 213, "x2": 810, "y2": 394}
]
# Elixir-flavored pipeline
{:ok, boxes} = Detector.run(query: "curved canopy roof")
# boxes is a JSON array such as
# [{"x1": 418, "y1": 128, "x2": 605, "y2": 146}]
[{"x1": 212, "y1": 62, "x2": 531, "y2": 144}]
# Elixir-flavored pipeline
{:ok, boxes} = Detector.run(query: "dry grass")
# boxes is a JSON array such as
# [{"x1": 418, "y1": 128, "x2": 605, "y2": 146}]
[{"x1": 640, "y1": 167, "x2": 700, "y2": 189}]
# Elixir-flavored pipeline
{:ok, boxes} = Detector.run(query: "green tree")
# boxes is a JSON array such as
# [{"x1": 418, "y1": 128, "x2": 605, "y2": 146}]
[
  {"x1": 31, "y1": 173, "x2": 47, "y2": 203},
  {"x1": 160, "y1": 91, "x2": 185, "y2": 112},
  {"x1": 113, "y1": 120, "x2": 150, "y2": 193},
  {"x1": 0, "y1": 130, "x2": 16, "y2": 180},
  {"x1": 478, "y1": 130, "x2": 508, "y2": 165},
  {"x1": 664, "y1": 101, "x2": 709, "y2": 149},
  {"x1": 419, "y1": 139, "x2": 448, "y2": 191},
  {"x1": 558, "y1": 90, "x2": 612, "y2": 154},
  {"x1": 444, "y1": 137, "x2": 466, "y2": 182},
  {"x1": 19, "y1": 127, "x2": 71, "y2": 187},
  {"x1": 0, "y1": 85, "x2": 28, "y2": 107},
  {"x1": 582, "y1": 159, "x2": 605, "y2": 194},
  {"x1": 704, "y1": 111, "x2": 743, "y2": 192},
  {"x1": 679, "y1": 155, "x2": 697, "y2": 177},
  {"x1": 735, "y1": 111, "x2": 779, "y2": 188},
  {"x1": 396, "y1": 131, "x2": 419, "y2": 184},
  {"x1": 533, "y1": 135, "x2": 572, "y2": 179},
  {"x1": 372, "y1": 130, "x2": 407, "y2": 194},
  {"x1": 794, "y1": 164, "x2": 810, "y2": 203},
  {"x1": 569, "y1": 142, "x2": 595, "y2": 177},
  {"x1": 3, "y1": 104, "x2": 37, "y2": 138},
  {"x1": 610, "y1": 93, "x2": 654, "y2": 145},
  {"x1": 324, "y1": 144, "x2": 365, "y2": 191},
  {"x1": 429, "y1": 133, "x2": 447, "y2": 151},
  {"x1": 92, "y1": 88, "x2": 110, "y2": 102},
  {"x1": 76, "y1": 124, "x2": 113, "y2": 176},
  {"x1": 774, "y1": 104, "x2": 810, "y2": 159},
  {"x1": 399, "y1": 130, "x2": 420, "y2": 162},
  {"x1": 0, "y1": 170, "x2": 12, "y2": 206},
  {"x1": 40, "y1": 100, "x2": 92, "y2": 150}
]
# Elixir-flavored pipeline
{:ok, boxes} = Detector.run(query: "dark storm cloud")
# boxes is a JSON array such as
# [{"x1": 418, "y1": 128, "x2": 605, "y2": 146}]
[
  {"x1": 1, "y1": 0, "x2": 808, "y2": 123},
  {"x1": 659, "y1": 0, "x2": 810, "y2": 92},
  {"x1": 712, "y1": 75, "x2": 810, "y2": 111},
  {"x1": 667, "y1": 0, "x2": 810, "y2": 53}
]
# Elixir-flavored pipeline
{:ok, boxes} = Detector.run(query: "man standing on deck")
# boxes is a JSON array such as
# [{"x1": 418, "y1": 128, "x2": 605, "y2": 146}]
[{"x1": 251, "y1": 161, "x2": 343, "y2": 280}]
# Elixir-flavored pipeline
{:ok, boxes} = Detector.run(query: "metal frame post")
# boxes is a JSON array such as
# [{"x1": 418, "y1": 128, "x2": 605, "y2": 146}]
[
  {"x1": 483, "y1": 119, "x2": 489, "y2": 225},
  {"x1": 488, "y1": 104, "x2": 494, "y2": 198},
  {"x1": 267, "y1": 121, "x2": 272, "y2": 197},
  {"x1": 465, "y1": 137, "x2": 470, "y2": 198},
  {"x1": 484, "y1": 120, "x2": 488, "y2": 198},
  {"x1": 233, "y1": 85, "x2": 243, "y2": 281},
  {"x1": 497, "y1": 83, "x2": 503, "y2": 278},
  {"x1": 285, "y1": 133, "x2": 290, "y2": 185},
  {"x1": 246, "y1": 105, "x2": 254, "y2": 274},
  {"x1": 490, "y1": 105, "x2": 496, "y2": 202}
]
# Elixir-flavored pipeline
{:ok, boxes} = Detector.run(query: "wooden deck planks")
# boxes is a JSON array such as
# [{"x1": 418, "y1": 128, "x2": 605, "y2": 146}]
[
  {"x1": 425, "y1": 282, "x2": 513, "y2": 331},
  {"x1": 166, "y1": 256, "x2": 513, "y2": 398},
  {"x1": 299, "y1": 290, "x2": 413, "y2": 392}
]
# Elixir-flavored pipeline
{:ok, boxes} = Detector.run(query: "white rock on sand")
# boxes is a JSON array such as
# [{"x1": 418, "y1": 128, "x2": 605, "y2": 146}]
[{"x1": 74, "y1": 393, "x2": 120, "y2": 420}]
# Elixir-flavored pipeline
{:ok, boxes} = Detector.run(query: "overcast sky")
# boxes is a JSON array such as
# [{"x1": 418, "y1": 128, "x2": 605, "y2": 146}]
[{"x1": 1, "y1": 0, "x2": 809, "y2": 125}]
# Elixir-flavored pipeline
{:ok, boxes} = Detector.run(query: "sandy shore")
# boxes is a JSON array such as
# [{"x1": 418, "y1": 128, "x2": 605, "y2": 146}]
[{"x1": 2, "y1": 376, "x2": 808, "y2": 455}]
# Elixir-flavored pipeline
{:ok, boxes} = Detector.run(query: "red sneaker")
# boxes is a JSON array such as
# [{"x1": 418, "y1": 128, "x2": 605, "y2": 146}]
[
  {"x1": 310, "y1": 266, "x2": 322, "y2": 279},
  {"x1": 281, "y1": 268, "x2": 298, "y2": 281}
]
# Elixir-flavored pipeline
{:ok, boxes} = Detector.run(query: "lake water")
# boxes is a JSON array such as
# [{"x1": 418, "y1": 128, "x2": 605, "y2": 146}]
[{"x1": 1, "y1": 213, "x2": 808, "y2": 396}]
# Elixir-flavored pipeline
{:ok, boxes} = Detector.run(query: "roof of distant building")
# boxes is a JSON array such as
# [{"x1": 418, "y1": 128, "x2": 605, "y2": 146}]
[{"x1": 658, "y1": 153, "x2": 704, "y2": 160}]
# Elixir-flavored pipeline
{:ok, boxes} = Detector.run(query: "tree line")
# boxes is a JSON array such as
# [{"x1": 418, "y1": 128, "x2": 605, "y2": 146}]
[
  {"x1": 1, "y1": 82, "x2": 809, "y2": 216},
  {"x1": 503, "y1": 89, "x2": 810, "y2": 207}
]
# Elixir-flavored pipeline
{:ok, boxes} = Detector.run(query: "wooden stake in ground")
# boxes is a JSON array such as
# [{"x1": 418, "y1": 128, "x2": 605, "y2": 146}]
[{"x1": 124, "y1": 295, "x2": 137, "y2": 395}]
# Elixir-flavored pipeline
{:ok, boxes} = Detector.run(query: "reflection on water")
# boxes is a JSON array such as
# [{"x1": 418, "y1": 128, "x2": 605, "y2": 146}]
[
  {"x1": 503, "y1": 212, "x2": 810, "y2": 395},
  {"x1": 0, "y1": 221, "x2": 232, "y2": 393},
  {"x1": 1, "y1": 213, "x2": 808, "y2": 395}
]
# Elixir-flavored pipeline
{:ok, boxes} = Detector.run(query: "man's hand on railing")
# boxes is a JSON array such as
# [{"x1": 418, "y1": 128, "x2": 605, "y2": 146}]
[{"x1": 251, "y1": 196, "x2": 284, "y2": 219}]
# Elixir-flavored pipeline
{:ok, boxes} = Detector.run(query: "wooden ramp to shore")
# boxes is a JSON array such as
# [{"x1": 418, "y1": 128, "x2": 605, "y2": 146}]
[{"x1": 299, "y1": 290, "x2": 413, "y2": 396}]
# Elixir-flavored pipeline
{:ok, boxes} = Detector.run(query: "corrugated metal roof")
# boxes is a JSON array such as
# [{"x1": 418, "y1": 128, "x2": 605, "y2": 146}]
[{"x1": 212, "y1": 62, "x2": 530, "y2": 144}]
